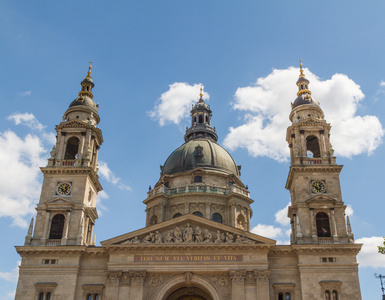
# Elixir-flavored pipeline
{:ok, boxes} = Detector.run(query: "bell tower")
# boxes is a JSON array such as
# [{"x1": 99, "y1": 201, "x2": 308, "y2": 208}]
[
  {"x1": 26, "y1": 64, "x2": 103, "y2": 247},
  {"x1": 285, "y1": 63, "x2": 354, "y2": 245}
]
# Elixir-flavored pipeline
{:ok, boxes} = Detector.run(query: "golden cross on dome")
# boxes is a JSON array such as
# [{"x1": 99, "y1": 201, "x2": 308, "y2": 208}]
[{"x1": 200, "y1": 84, "x2": 203, "y2": 99}]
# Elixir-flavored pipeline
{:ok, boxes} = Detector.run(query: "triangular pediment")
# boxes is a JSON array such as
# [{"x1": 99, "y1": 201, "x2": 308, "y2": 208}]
[
  {"x1": 305, "y1": 194, "x2": 337, "y2": 205},
  {"x1": 45, "y1": 197, "x2": 75, "y2": 208},
  {"x1": 101, "y1": 214, "x2": 275, "y2": 246}
]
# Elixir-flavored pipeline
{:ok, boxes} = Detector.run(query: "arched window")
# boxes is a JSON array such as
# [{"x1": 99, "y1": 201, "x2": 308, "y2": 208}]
[
  {"x1": 194, "y1": 176, "x2": 202, "y2": 183},
  {"x1": 173, "y1": 213, "x2": 182, "y2": 218},
  {"x1": 205, "y1": 115, "x2": 209, "y2": 124},
  {"x1": 64, "y1": 137, "x2": 80, "y2": 159},
  {"x1": 39, "y1": 293, "x2": 45, "y2": 300},
  {"x1": 49, "y1": 214, "x2": 65, "y2": 239},
  {"x1": 150, "y1": 215, "x2": 158, "y2": 225},
  {"x1": 332, "y1": 291, "x2": 338, "y2": 300},
  {"x1": 193, "y1": 211, "x2": 203, "y2": 217},
  {"x1": 87, "y1": 294, "x2": 92, "y2": 300},
  {"x1": 46, "y1": 293, "x2": 51, "y2": 300},
  {"x1": 306, "y1": 135, "x2": 321, "y2": 158},
  {"x1": 285, "y1": 293, "x2": 291, "y2": 300},
  {"x1": 278, "y1": 293, "x2": 283, "y2": 300},
  {"x1": 316, "y1": 212, "x2": 331, "y2": 237},
  {"x1": 193, "y1": 117, "x2": 197, "y2": 123},
  {"x1": 325, "y1": 290, "x2": 331, "y2": 300},
  {"x1": 198, "y1": 115, "x2": 203, "y2": 123},
  {"x1": 211, "y1": 213, "x2": 222, "y2": 223},
  {"x1": 237, "y1": 214, "x2": 246, "y2": 230}
]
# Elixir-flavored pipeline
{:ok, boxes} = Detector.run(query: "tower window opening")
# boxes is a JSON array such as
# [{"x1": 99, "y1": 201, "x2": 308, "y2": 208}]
[
  {"x1": 193, "y1": 211, "x2": 203, "y2": 217},
  {"x1": 194, "y1": 176, "x2": 202, "y2": 183},
  {"x1": 199, "y1": 115, "x2": 203, "y2": 123},
  {"x1": 64, "y1": 137, "x2": 80, "y2": 159},
  {"x1": 49, "y1": 214, "x2": 65, "y2": 239},
  {"x1": 285, "y1": 293, "x2": 291, "y2": 300},
  {"x1": 173, "y1": 213, "x2": 182, "y2": 218},
  {"x1": 332, "y1": 291, "x2": 338, "y2": 300},
  {"x1": 316, "y1": 212, "x2": 331, "y2": 237},
  {"x1": 306, "y1": 135, "x2": 321, "y2": 158},
  {"x1": 193, "y1": 117, "x2": 197, "y2": 123},
  {"x1": 325, "y1": 290, "x2": 331, "y2": 300},
  {"x1": 211, "y1": 213, "x2": 222, "y2": 223},
  {"x1": 205, "y1": 115, "x2": 209, "y2": 124}
]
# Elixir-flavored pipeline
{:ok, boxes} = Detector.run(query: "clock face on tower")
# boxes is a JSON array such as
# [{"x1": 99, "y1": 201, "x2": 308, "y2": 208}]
[
  {"x1": 57, "y1": 183, "x2": 71, "y2": 195},
  {"x1": 311, "y1": 181, "x2": 325, "y2": 193}
]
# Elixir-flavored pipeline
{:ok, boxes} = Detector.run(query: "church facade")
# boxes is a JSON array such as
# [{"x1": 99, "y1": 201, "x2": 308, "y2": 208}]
[{"x1": 15, "y1": 64, "x2": 362, "y2": 300}]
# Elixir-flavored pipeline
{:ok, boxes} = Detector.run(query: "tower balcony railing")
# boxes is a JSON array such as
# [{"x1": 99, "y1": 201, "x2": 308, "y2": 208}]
[
  {"x1": 46, "y1": 239, "x2": 61, "y2": 246},
  {"x1": 47, "y1": 158, "x2": 92, "y2": 168},
  {"x1": 317, "y1": 237, "x2": 333, "y2": 244},
  {"x1": 147, "y1": 184, "x2": 250, "y2": 198},
  {"x1": 294, "y1": 157, "x2": 337, "y2": 166}
]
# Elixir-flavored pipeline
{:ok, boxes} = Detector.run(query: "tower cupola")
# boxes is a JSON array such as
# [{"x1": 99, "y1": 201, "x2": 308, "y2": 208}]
[
  {"x1": 292, "y1": 62, "x2": 320, "y2": 110},
  {"x1": 184, "y1": 86, "x2": 218, "y2": 142}
]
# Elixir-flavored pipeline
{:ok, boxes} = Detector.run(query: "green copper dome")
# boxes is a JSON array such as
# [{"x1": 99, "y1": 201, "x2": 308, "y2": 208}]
[{"x1": 161, "y1": 139, "x2": 240, "y2": 176}]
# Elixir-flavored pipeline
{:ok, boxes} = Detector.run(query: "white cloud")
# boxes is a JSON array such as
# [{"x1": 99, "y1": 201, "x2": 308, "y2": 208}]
[
  {"x1": 96, "y1": 190, "x2": 109, "y2": 216},
  {"x1": 251, "y1": 224, "x2": 282, "y2": 239},
  {"x1": 148, "y1": 82, "x2": 209, "y2": 126},
  {"x1": 8, "y1": 113, "x2": 56, "y2": 144},
  {"x1": 275, "y1": 202, "x2": 290, "y2": 226},
  {"x1": 224, "y1": 67, "x2": 384, "y2": 161},
  {"x1": 98, "y1": 161, "x2": 132, "y2": 191},
  {"x1": 345, "y1": 205, "x2": 354, "y2": 216},
  {"x1": 356, "y1": 236, "x2": 385, "y2": 268},
  {"x1": 19, "y1": 91, "x2": 31, "y2": 97},
  {"x1": 0, "y1": 261, "x2": 20, "y2": 282},
  {"x1": 0, "y1": 130, "x2": 46, "y2": 227},
  {"x1": 380, "y1": 81, "x2": 385, "y2": 87},
  {"x1": 8, "y1": 113, "x2": 45, "y2": 131}
]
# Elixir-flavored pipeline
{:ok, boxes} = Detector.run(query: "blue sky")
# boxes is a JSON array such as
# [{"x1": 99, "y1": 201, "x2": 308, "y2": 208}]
[{"x1": 1, "y1": 1, "x2": 385, "y2": 299}]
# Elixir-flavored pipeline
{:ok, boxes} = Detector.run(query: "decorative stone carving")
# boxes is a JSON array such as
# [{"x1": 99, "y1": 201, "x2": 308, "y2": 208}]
[
  {"x1": 122, "y1": 223, "x2": 256, "y2": 244},
  {"x1": 230, "y1": 270, "x2": 246, "y2": 284},
  {"x1": 246, "y1": 271, "x2": 256, "y2": 285},
  {"x1": 120, "y1": 272, "x2": 131, "y2": 286},
  {"x1": 129, "y1": 271, "x2": 146, "y2": 286},
  {"x1": 195, "y1": 226, "x2": 203, "y2": 242},
  {"x1": 254, "y1": 270, "x2": 270, "y2": 284},
  {"x1": 205, "y1": 273, "x2": 231, "y2": 299},
  {"x1": 183, "y1": 223, "x2": 194, "y2": 242},
  {"x1": 106, "y1": 271, "x2": 122, "y2": 286}
]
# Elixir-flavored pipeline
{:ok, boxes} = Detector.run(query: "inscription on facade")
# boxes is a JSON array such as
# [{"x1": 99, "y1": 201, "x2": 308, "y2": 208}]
[{"x1": 134, "y1": 255, "x2": 242, "y2": 262}]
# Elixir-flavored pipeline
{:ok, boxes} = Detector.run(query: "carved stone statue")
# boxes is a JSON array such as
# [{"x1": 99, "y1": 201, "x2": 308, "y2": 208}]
[
  {"x1": 143, "y1": 232, "x2": 153, "y2": 244},
  {"x1": 195, "y1": 226, "x2": 203, "y2": 242},
  {"x1": 174, "y1": 227, "x2": 183, "y2": 243},
  {"x1": 154, "y1": 231, "x2": 162, "y2": 244},
  {"x1": 165, "y1": 230, "x2": 174, "y2": 243},
  {"x1": 225, "y1": 232, "x2": 234, "y2": 243},
  {"x1": 203, "y1": 229, "x2": 212, "y2": 243},
  {"x1": 214, "y1": 230, "x2": 225, "y2": 243},
  {"x1": 131, "y1": 236, "x2": 140, "y2": 244},
  {"x1": 183, "y1": 223, "x2": 194, "y2": 243},
  {"x1": 50, "y1": 146, "x2": 56, "y2": 159}
]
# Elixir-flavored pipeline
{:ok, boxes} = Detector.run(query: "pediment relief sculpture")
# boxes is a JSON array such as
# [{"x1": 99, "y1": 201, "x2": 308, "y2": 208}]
[{"x1": 121, "y1": 222, "x2": 257, "y2": 245}]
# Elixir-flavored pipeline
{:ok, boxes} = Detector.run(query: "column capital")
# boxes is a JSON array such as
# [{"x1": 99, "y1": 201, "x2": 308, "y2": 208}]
[
  {"x1": 129, "y1": 271, "x2": 147, "y2": 286},
  {"x1": 254, "y1": 270, "x2": 270, "y2": 284},
  {"x1": 106, "y1": 271, "x2": 122, "y2": 286},
  {"x1": 230, "y1": 270, "x2": 246, "y2": 284}
]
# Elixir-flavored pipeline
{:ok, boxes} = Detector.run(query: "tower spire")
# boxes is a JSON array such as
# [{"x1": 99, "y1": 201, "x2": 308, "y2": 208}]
[
  {"x1": 296, "y1": 60, "x2": 311, "y2": 97},
  {"x1": 78, "y1": 62, "x2": 95, "y2": 99}
]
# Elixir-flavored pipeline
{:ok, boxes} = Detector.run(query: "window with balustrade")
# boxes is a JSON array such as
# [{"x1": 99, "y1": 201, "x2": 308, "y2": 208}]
[
  {"x1": 316, "y1": 212, "x2": 331, "y2": 237},
  {"x1": 64, "y1": 136, "x2": 80, "y2": 159},
  {"x1": 49, "y1": 214, "x2": 65, "y2": 239}
]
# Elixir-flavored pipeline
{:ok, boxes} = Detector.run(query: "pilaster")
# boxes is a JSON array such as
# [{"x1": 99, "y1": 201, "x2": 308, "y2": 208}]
[{"x1": 230, "y1": 270, "x2": 246, "y2": 299}]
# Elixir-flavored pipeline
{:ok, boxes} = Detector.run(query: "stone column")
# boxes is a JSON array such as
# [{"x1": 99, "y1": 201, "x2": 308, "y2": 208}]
[
  {"x1": 184, "y1": 202, "x2": 190, "y2": 214},
  {"x1": 246, "y1": 208, "x2": 251, "y2": 231},
  {"x1": 254, "y1": 270, "x2": 270, "y2": 299},
  {"x1": 61, "y1": 211, "x2": 71, "y2": 245},
  {"x1": 299, "y1": 130, "x2": 306, "y2": 157},
  {"x1": 129, "y1": 271, "x2": 146, "y2": 299},
  {"x1": 205, "y1": 203, "x2": 210, "y2": 219},
  {"x1": 245, "y1": 271, "x2": 257, "y2": 300},
  {"x1": 79, "y1": 132, "x2": 86, "y2": 157},
  {"x1": 41, "y1": 211, "x2": 51, "y2": 245},
  {"x1": 230, "y1": 270, "x2": 246, "y2": 300},
  {"x1": 310, "y1": 208, "x2": 317, "y2": 243},
  {"x1": 105, "y1": 271, "x2": 122, "y2": 300},
  {"x1": 330, "y1": 209, "x2": 339, "y2": 243},
  {"x1": 118, "y1": 272, "x2": 131, "y2": 300},
  {"x1": 57, "y1": 131, "x2": 66, "y2": 160},
  {"x1": 319, "y1": 130, "x2": 326, "y2": 158}
]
